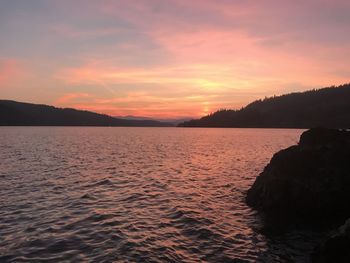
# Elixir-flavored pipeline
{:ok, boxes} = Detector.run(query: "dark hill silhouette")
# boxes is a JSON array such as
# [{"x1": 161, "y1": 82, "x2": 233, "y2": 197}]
[
  {"x1": 179, "y1": 83, "x2": 350, "y2": 128},
  {"x1": 0, "y1": 100, "x2": 173, "y2": 127}
]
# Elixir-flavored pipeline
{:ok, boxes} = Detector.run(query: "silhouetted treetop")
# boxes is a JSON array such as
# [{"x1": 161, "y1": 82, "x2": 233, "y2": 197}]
[{"x1": 179, "y1": 84, "x2": 350, "y2": 128}]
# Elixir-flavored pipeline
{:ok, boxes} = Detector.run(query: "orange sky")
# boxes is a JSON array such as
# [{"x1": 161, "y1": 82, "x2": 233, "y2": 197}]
[{"x1": 1, "y1": 0, "x2": 349, "y2": 118}]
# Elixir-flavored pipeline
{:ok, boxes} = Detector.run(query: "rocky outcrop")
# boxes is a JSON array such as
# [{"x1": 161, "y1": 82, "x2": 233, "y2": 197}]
[
  {"x1": 246, "y1": 128, "x2": 350, "y2": 220},
  {"x1": 311, "y1": 218, "x2": 350, "y2": 263}
]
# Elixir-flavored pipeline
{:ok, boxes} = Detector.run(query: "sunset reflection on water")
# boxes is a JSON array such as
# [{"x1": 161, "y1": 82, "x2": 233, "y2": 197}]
[{"x1": 0, "y1": 127, "x2": 306, "y2": 262}]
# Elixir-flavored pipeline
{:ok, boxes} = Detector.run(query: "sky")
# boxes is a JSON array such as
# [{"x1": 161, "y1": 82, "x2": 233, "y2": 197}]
[{"x1": 0, "y1": 0, "x2": 349, "y2": 119}]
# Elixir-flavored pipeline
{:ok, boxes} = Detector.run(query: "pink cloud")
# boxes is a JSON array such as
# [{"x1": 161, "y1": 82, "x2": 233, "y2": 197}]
[
  {"x1": 55, "y1": 93, "x2": 92, "y2": 105},
  {"x1": 0, "y1": 59, "x2": 23, "y2": 87},
  {"x1": 55, "y1": 91, "x2": 205, "y2": 119}
]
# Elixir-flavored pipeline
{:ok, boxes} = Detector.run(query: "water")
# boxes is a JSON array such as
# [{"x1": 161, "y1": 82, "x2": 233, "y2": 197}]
[{"x1": 0, "y1": 127, "x2": 326, "y2": 262}]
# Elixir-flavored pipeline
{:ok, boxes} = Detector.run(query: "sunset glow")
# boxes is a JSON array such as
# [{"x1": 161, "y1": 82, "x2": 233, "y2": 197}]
[{"x1": 1, "y1": 0, "x2": 349, "y2": 118}]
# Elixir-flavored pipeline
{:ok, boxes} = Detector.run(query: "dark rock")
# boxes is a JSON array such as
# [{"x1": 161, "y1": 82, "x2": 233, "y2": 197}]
[
  {"x1": 311, "y1": 218, "x2": 350, "y2": 263},
  {"x1": 299, "y1": 128, "x2": 350, "y2": 148},
  {"x1": 246, "y1": 128, "x2": 350, "y2": 220}
]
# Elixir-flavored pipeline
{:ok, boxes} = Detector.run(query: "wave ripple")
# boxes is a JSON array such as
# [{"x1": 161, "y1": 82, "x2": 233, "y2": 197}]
[{"x1": 0, "y1": 127, "x2": 321, "y2": 262}]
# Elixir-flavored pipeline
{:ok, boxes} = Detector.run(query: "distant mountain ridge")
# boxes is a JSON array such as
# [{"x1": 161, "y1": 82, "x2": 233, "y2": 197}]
[
  {"x1": 179, "y1": 83, "x2": 350, "y2": 128},
  {"x1": 0, "y1": 100, "x2": 173, "y2": 127},
  {"x1": 116, "y1": 115, "x2": 192, "y2": 125}
]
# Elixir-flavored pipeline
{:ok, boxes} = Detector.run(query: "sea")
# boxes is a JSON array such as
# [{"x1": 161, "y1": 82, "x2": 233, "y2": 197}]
[{"x1": 0, "y1": 127, "x2": 329, "y2": 262}]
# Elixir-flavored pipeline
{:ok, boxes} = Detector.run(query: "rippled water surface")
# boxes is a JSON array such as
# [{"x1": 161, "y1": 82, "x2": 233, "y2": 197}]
[{"x1": 0, "y1": 127, "x2": 324, "y2": 262}]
